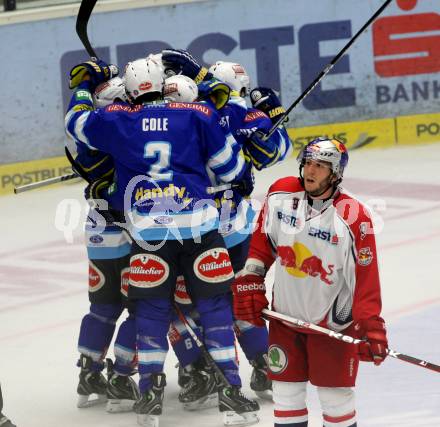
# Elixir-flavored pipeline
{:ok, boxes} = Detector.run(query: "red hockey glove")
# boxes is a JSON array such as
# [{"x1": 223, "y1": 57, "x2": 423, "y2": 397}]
[
  {"x1": 355, "y1": 317, "x2": 388, "y2": 365},
  {"x1": 232, "y1": 274, "x2": 268, "y2": 327}
]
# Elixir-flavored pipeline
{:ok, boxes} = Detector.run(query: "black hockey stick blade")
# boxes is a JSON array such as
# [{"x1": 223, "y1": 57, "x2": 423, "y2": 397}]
[
  {"x1": 263, "y1": 0, "x2": 393, "y2": 140},
  {"x1": 76, "y1": 0, "x2": 99, "y2": 60}
]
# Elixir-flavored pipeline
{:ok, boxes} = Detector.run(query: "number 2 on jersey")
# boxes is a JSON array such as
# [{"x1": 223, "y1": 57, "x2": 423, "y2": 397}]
[{"x1": 144, "y1": 141, "x2": 173, "y2": 181}]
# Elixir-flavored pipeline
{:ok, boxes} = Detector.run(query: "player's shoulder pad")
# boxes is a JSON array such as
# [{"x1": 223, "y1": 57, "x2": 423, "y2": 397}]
[
  {"x1": 167, "y1": 101, "x2": 214, "y2": 117},
  {"x1": 334, "y1": 190, "x2": 374, "y2": 235},
  {"x1": 268, "y1": 176, "x2": 303, "y2": 196}
]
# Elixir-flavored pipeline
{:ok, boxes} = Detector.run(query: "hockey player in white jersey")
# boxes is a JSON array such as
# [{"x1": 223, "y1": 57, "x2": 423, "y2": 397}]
[{"x1": 232, "y1": 138, "x2": 388, "y2": 427}]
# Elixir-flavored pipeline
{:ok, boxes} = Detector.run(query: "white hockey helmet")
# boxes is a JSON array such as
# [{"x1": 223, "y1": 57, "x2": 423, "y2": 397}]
[
  {"x1": 163, "y1": 75, "x2": 198, "y2": 103},
  {"x1": 124, "y1": 57, "x2": 164, "y2": 102},
  {"x1": 93, "y1": 76, "x2": 128, "y2": 108},
  {"x1": 297, "y1": 137, "x2": 349, "y2": 179},
  {"x1": 208, "y1": 61, "x2": 251, "y2": 97},
  {"x1": 146, "y1": 53, "x2": 168, "y2": 78}
]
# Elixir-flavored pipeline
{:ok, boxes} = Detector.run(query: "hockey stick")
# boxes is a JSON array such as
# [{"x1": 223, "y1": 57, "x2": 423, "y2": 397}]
[
  {"x1": 173, "y1": 303, "x2": 230, "y2": 387},
  {"x1": 76, "y1": 0, "x2": 99, "y2": 60},
  {"x1": 263, "y1": 0, "x2": 393, "y2": 140},
  {"x1": 14, "y1": 172, "x2": 80, "y2": 194},
  {"x1": 262, "y1": 309, "x2": 440, "y2": 374},
  {"x1": 206, "y1": 183, "x2": 240, "y2": 195},
  {"x1": 64, "y1": 146, "x2": 92, "y2": 184}
]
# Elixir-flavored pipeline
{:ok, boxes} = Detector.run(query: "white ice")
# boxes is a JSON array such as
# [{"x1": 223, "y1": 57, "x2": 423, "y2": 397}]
[{"x1": 1, "y1": 144, "x2": 439, "y2": 426}]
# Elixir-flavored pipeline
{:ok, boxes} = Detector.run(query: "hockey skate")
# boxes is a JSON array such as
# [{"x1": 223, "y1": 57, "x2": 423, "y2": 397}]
[
  {"x1": 0, "y1": 385, "x2": 16, "y2": 427},
  {"x1": 218, "y1": 385, "x2": 259, "y2": 426},
  {"x1": 106, "y1": 359, "x2": 140, "y2": 413},
  {"x1": 178, "y1": 362, "x2": 218, "y2": 410},
  {"x1": 76, "y1": 354, "x2": 107, "y2": 408},
  {"x1": 134, "y1": 373, "x2": 166, "y2": 427},
  {"x1": 250, "y1": 353, "x2": 272, "y2": 401},
  {"x1": 177, "y1": 363, "x2": 191, "y2": 388},
  {"x1": 0, "y1": 414, "x2": 16, "y2": 427}
]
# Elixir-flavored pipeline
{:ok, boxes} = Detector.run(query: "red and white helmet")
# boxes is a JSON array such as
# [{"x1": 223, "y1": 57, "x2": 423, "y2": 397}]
[
  {"x1": 124, "y1": 57, "x2": 164, "y2": 102},
  {"x1": 93, "y1": 76, "x2": 128, "y2": 108},
  {"x1": 208, "y1": 61, "x2": 250, "y2": 97},
  {"x1": 163, "y1": 75, "x2": 198, "y2": 103}
]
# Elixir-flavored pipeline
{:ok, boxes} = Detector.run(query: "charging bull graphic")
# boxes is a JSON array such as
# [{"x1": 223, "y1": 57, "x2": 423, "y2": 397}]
[{"x1": 278, "y1": 243, "x2": 334, "y2": 285}]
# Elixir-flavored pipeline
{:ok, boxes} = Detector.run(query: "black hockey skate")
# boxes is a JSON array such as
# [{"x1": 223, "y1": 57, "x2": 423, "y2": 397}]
[
  {"x1": 0, "y1": 385, "x2": 16, "y2": 427},
  {"x1": 177, "y1": 363, "x2": 191, "y2": 388},
  {"x1": 250, "y1": 353, "x2": 272, "y2": 401},
  {"x1": 76, "y1": 354, "x2": 107, "y2": 408},
  {"x1": 218, "y1": 385, "x2": 259, "y2": 426},
  {"x1": 134, "y1": 373, "x2": 166, "y2": 427},
  {"x1": 106, "y1": 358, "x2": 140, "y2": 413},
  {"x1": 0, "y1": 414, "x2": 16, "y2": 427},
  {"x1": 178, "y1": 361, "x2": 218, "y2": 410}
]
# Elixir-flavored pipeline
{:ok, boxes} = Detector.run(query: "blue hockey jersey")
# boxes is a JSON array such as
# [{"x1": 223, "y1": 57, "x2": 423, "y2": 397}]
[
  {"x1": 65, "y1": 83, "x2": 246, "y2": 241},
  {"x1": 215, "y1": 95, "x2": 292, "y2": 248}
]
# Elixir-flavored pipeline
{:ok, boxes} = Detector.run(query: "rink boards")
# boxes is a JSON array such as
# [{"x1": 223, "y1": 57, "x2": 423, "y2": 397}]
[{"x1": 1, "y1": 110, "x2": 439, "y2": 196}]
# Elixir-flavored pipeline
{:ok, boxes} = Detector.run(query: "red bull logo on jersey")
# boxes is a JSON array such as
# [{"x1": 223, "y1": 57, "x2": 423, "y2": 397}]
[
  {"x1": 278, "y1": 242, "x2": 334, "y2": 285},
  {"x1": 358, "y1": 247, "x2": 373, "y2": 266}
]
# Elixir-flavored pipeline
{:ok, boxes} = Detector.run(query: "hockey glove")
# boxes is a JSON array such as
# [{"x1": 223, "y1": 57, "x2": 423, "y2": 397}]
[
  {"x1": 355, "y1": 317, "x2": 388, "y2": 365},
  {"x1": 233, "y1": 163, "x2": 255, "y2": 198},
  {"x1": 161, "y1": 49, "x2": 212, "y2": 84},
  {"x1": 85, "y1": 178, "x2": 122, "y2": 225},
  {"x1": 197, "y1": 78, "x2": 231, "y2": 110},
  {"x1": 84, "y1": 178, "x2": 112, "y2": 201},
  {"x1": 250, "y1": 87, "x2": 286, "y2": 124},
  {"x1": 232, "y1": 274, "x2": 268, "y2": 327},
  {"x1": 69, "y1": 60, "x2": 119, "y2": 90},
  {"x1": 246, "y1": 130, "x2": 281, "y2": 171}
]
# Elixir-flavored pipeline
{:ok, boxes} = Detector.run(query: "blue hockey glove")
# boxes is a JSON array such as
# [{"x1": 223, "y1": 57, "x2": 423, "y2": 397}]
[
  {"x1": 69, "y1": 60, "x2": 119, "y2": 90},
  {"x1": 161, "y1": 49, "x2": 212, "y2": 84},
  {"x1": 197, "y1": 78, "x2": 231, "y2": 110},
  {"x1": 250, "y1": 87, "x2": 286, "y2": 124},
  {"x1": 246, "y1": 130, "x2": 281, "y2": 171}
]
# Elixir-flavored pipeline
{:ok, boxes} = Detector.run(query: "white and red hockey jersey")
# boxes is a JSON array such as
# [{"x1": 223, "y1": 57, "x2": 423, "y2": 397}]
[{"x1": 248, "y1": 177, "x2": 383, "y2": 331}]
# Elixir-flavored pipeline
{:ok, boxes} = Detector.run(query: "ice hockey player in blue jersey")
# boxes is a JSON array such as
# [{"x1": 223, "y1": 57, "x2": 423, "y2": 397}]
[
  {"x1": 161, "y1": 51, "x2": 292, "y2": 407},
  {"x1": 67, "y1": 73, "x2": 140, "y2": 412},
  {"x1": 65, "y1": 56, "x2": 260, "y2": 427}
]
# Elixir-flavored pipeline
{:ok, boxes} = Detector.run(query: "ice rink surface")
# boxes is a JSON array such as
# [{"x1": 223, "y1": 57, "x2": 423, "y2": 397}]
[{"x1": 1, "y1": 144, "x2": 439, "y2": 426}]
